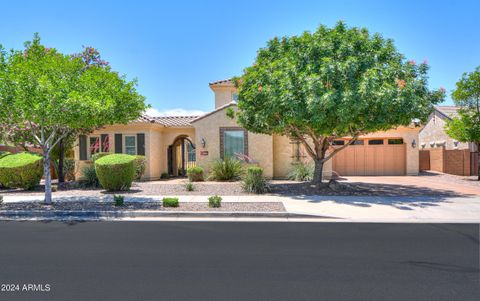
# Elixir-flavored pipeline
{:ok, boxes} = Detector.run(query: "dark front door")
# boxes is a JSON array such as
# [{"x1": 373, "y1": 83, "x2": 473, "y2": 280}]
[{"x1": 167, "y1": 145, "x2": 173, "y2": 175}]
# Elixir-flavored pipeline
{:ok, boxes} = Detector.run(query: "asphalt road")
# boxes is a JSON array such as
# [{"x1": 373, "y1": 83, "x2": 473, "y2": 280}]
[{"x1": 0, "y1": 221, "x2": 478, "y2": 301}]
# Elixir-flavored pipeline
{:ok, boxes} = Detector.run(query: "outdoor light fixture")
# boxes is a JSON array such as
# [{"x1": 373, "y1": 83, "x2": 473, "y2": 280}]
[
  {"x1": 411, "y1": 139, "x2": 416, "y2": 148},
  {"x1": 201, "y1": 138, "x2": 206, "y2": 148}
]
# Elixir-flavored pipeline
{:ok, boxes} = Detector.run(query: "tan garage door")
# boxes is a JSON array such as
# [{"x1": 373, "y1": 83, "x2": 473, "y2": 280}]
[{"x1": 332, "y1": 139, "x2": 406, "y2": 176}]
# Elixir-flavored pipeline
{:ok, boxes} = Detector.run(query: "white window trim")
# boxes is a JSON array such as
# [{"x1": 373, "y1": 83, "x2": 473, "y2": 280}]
[
  {"x1": 123, "y1": 135, "x2": 137, "y2": 155},
  {"x1": 88, "y1": 135, "x2": 101, "y2": 159}
]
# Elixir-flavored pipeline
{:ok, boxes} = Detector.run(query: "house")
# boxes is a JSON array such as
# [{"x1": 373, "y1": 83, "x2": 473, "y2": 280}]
[
  {"x1": 419, "y1": 106, "x2": 478, "y2": 151},
  {"x1": 74, "y1": 79, "x2": 421, "y2": 180}
]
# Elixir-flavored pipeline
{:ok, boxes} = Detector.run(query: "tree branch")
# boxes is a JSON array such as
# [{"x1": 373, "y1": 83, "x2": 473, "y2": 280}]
[{"x1": 322, "y1": 136, "x2": 359, "y2": 163}]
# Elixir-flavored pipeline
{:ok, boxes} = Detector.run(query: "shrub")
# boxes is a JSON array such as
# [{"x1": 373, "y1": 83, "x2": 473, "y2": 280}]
[
  {"x1": 208, "y1": 157, "x2": 243, "y2": 181},
  {"x1": 113, "y1": 195, "x2": 125, "y2": 206},
  {"x1": 95, "y1": 154, "x2": 136, "y2": 191},
  {"x1": 81, "y1": 164, "x2": 99, "y2": 188},
  {"x1": 187, "y1": 166, "x2": 204, "y2": 182},
  {"x1": 0, "y1": 195, "x2": 3, "y2": 205},
  {"x1": 242, "y1": 167, "x2": 270, "y2": 194},
  {"x1": 163, "y1": 197, "x2": 179, "y2": 207},
  {"x1": 160, "y1": 172, "x2": 170, "y2": 179},
  {"x1": 63, "y1": 158, "x2": 75, "y2": 181},
  {"x1": 184, "y1": 182, "x2": 195, "y2": 191},
  {"x1": 288, "y1": 162, "x2": 314, "y2": 182},
  {"x1": 133, "y1": 155, "x2": 147, "y2": 180},
  {"x1": 0, "y1": 151, "x2": 11, "y2": 160},
  {"x1": 51, "y1": 185, "x2": 58, "y2": 192},
  {"x1": 91, "y1": 152, "x2": 111, "y2": 163},
  {"x1": 208, "y1": 195, "x2": 222, "y2": 208},
  {"x1": 0, "y1": 152, "x2": 43, "y2": 190}
]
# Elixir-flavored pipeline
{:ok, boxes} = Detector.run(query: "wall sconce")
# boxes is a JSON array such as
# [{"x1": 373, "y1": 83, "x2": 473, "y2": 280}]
[
  {"x1": 201, "y1": 138, "x2": 206, "y2": 148},
  {"x1": 411, "y1": 139, "x2": 416, "y2": 148}
]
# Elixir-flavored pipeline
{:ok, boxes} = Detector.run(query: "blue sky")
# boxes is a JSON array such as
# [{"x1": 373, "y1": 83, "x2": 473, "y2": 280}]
[{"x1": 1, "y1": 0, "x2": 479, "y2": 115}]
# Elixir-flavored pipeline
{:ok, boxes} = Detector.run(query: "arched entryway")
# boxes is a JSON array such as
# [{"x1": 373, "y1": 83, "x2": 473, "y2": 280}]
[{"x1": 168, "y1": 135, "x2": 196, "y2": 177}]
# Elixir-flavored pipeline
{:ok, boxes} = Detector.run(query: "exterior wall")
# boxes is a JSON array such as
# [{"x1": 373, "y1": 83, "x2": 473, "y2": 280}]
[
  {"x1": 192, "y1": 106, "x2": 274, "y2": 178},
  {"x1": 210, "y1": 85, "x2": 236, "y2": 109},
  {"x1": 419, "y1": 111, "x2": 471, "y2": 150}
]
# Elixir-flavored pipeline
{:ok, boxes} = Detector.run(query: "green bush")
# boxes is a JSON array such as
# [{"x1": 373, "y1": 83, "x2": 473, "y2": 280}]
[
  {"x1": 187, "y1": 166, "x2": 204, "y2": 182},
  {"x1": 288, "y1": 162, "x2": 314, "y2": 182},
  {"x1": 113, "y1": 195, "x2": 125, "y2": 206},
  {"x1": 184, "y1": 182, "x2": 195, "y2": 191},
  {"x1": 163, "y1": 197, "x2": 179, "y2": 207},
  {"x1": 133, "y1": 155, "x2": 147, "y2": 180},
  {"x1": 63, "y1": 158, "x2": 75, "y2": 181},
  {"x1": 208, "y1": 195, "x2": 222, "y2": 208},
  {"x1": 81, "y1": 164, "x2": 99, "y2": 188},
  {"x1": 242, "y1": 167, "x2": 270, "y2": 194},
  {"x1": 0, "y1": 152, "x2": 43, "y2": 190},
  {"x1": 208, "y1": 157, "x2": 243, "y2": 181},
  {"x1": 0, "y1": 195, "x2": 3, "y2": 205},
  {"x1": 95, "y1": 154, "x2": 136, "y2": 191},
  {"x1": 91, "y1": 152, "x2": 111, "y2": 163},
  {"x1": 160, "y1": 172, "x2": 170, "y2": 179},
  {"x1": 0, "y1": 151, "x2": 11, "y2": 160}
]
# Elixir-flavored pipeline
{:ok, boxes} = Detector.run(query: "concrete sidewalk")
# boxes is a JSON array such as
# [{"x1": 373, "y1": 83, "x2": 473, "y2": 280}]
[{"x1": 2, "y1": 194, "x2": 480, "y2": 223}]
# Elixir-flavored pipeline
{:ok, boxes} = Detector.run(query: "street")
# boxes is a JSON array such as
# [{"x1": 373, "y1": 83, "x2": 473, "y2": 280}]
[{"x1": 0, "y1": 221, "x2": 478, "y2": 301}]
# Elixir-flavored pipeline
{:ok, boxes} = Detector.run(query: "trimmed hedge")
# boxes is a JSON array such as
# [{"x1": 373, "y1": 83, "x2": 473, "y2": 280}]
[
  {"x1": 0, "y1": 151, "x2": 11, "y2": 160},
  {"x1": 91, "y1": 152, "x2": 111, "y2": 163},
  {"x1": 134, "y1": 155, "x2": 147, "y2": 180},
  {"x1": 163, "y1": 197, "x2": 179, "y2": 207},
  {"x1": 187, "y1": 166, "x2": 204, "y2": 182},
  {"x1": 0, "y1": 152, "x2": 43, "y2": 190},
  {"x1": 95, "y1": 154, "x2": 136, "y2": 191}
]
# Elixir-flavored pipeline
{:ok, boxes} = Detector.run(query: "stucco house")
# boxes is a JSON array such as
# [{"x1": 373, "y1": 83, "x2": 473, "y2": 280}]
[
  {"x1": 74, "y1": 79, "x2": 421, "y2": 180},
  {"x1": 419, "y1": 106, "x2": 478, "y2": 151}
]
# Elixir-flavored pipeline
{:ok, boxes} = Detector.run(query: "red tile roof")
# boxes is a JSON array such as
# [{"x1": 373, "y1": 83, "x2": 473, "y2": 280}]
[
  {"x1": 435, "y1": 106, "x2": 460, "y2": 119},
  {"x1": 209, "y1": 79, "x2": 233, "y2": 86},
  {"x1": 151, "y1": 115, "x2": 200, "y2": 127}
]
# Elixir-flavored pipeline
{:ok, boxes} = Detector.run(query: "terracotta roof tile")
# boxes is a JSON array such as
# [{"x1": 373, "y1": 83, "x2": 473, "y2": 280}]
[
  {"x1": 150, "y1": 115, "x2": 199, "y2": 127},
  {"x1": 435, "y1": 106, "x2": 460, "y2": 119},
  {"x1": 209, "y1": 78, "x2": 233, "y2": 86}
]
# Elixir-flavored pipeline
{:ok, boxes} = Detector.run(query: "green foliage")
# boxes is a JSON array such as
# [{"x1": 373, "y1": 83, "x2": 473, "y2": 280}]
[
  {"x1": 184, "y1": 182, "x2": 195, "y2": 191},
  {"x1": 91, "y1": 152, "x2": 111, "y2": 163},
  {"x1": 225, "y1": 107, "x2": 235, "y2": 119},
  {"x1": 288, "y1": 162, "x2": 314, "y2": 182},
  {"x1": 163, "y1": 197, "x2": 179, "y2": 207},
  {"x1": 234, "y1": 21, "x2": 444, "y2": 183},
  {"x1": 95, "y1": 154, "x2": 136, "y2": 191},
  {"x1": 113, "y1": 195, "x2": 125, "y2": 206},
  {"x1": 0, "y1": 195, "x2": 3, "y2": 205},
  {"x1": 208, "y1": 195, "x2": 222, "y2": 208},
  {"x1": 160, "y1": 172, "x2": 170, "y2": 179},
  {"x1": 0, "y1": 153, "x2": 43, "y2": 189},
  {"x1": 63, "y1": 158, "x2": 75, "y2": 181},
  {"x1": 0, "y1": 151, "x2": 11, "y2": 160},
  {"x1": 133, "y1": 155, "x2": 147, "y2": 180},
  {"x1": 242, "y1": 167, "x2": 270, "y2": 194},
  {"x1": 208, "y1": 157, "x2": 243, "y2": 181},
  {"x1": 81, "y1": 164, "x2": 99, "y2": 188},
  {"x1": 187, "y1": 166, "x2": 204, "y2": 182}
]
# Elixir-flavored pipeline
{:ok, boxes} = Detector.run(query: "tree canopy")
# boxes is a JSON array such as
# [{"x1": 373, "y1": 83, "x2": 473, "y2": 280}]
[{"x1": 234, "y1": 21, "x2": 444, "y2": 183}]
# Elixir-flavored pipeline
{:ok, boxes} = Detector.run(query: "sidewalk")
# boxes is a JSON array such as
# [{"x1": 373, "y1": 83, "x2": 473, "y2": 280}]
[{"x1": 2, "y1": 194, "x2": 480, "y2": 223}]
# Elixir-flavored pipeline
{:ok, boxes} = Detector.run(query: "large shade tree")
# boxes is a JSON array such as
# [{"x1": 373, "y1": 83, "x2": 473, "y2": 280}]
[
  {"x1": 234, "y1": 22, "x2": 444, "y2": 184},
  {"x1": 0, "y1": 35, "x2": 147, "y2": 203},
  {"x1": 445, "y1": 67, "x2": 480, "y2": 180}
]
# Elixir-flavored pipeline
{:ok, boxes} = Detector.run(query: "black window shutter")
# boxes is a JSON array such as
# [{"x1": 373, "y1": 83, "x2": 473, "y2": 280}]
[
  {"x1": 137, "y1": 133, "x2": 145, "y2": 155},
  {"x1": 79, "y1": 135, "x2": 87, "y2": 160},
  {"x1": 101, "y1": 134, "x2": 109, "y2": 152},
  {"x1": 115, "y1": 134, "x2": 123, "y2": 153}
]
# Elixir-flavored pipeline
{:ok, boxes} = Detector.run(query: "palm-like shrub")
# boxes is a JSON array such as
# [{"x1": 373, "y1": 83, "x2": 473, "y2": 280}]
[
  {"x1": 208, "y1": 157, "x2": 243, "y2": 181},
  {"x1": 133, "y1": 155, "x2": 147, "y2": 180},
  {"x1": 95, "y1": 154, "x2": 136, "y2": 191},
  {"x1": 242, "y1": 167, "x2": 270, "y2": 194},
  {"x1": 187, "y1": 166, "x2": 204, "y2": 182},
  {"x1": 81, "y1": 164, "x2": 99, "y2": 187},
  {"x1": 0, "y1": 152, "x2": 43, "y2": 190},
  {"x1": 288, "y1": 162, "x2": 314, "y2": 182}
]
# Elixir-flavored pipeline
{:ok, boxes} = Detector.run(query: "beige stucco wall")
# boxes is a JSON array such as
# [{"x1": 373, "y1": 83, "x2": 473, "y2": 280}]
[
  {"x1": 211, "y1": 85, "x2": 236, "y2": 109},
  {"x1": 419, "y1": 111, "x2": 472, "y2": 151},
  {"x1": 192, "y1": 106, "x2": 274, "y2": 178}
]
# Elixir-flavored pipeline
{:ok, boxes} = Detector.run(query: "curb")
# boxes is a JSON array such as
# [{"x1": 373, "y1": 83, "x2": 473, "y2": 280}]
[{"x1": 0, "y1": 210, "x2": 334, "y2": 221}]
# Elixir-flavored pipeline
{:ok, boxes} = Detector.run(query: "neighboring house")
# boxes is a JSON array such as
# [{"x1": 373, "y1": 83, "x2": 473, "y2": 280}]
[
  {"x1": 74, "y1": 79, "x2": 421, "y2": 180},
  {"x1": 419, "y1": 106, "x2": 478, "y2": 151}
]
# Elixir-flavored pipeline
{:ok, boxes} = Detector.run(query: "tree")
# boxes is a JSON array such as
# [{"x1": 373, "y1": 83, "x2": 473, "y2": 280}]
[
  {"x1": 0, "y1": 34, "x2": 147, "y2": 203},
  {"x1": 234, "y1": 22, "x2": 444, "y2": 185},
  {"x1": 445, "y1": 67, "x2": 480, "y2": 180}
]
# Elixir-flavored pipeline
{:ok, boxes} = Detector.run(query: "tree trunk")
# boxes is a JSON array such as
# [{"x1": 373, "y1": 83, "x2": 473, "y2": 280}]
[
  {"x1": 58, "y1": 138, "x2": 65, "y2": 183},
  {"x1": 312, "y1": 159, "x2": 324, "y2": 185},
  {"x1": 43, "y1": 151, "x2": 52, "y2": 205}
]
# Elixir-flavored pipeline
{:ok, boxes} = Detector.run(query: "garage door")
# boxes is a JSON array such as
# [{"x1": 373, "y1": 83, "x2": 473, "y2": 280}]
[{"x1": 332, "y1": 138, "x2": 406, "y2": 176}]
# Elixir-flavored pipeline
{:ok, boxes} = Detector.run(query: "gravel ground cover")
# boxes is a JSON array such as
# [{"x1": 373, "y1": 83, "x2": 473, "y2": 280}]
[{"x1": 0, "y1": 201, "x2": 286, "y2": 212}]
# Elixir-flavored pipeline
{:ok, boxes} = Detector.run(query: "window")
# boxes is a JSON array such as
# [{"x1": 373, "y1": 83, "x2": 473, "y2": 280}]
[
  {"x1": 124, "y1": 135, "x2": 137, "y2": 155},
  {"x1": 89, "y1": 136, "x2": 100, "y2": 158},
  {"x1": 232, "y1": 93, "x2": 238, "y2": 102},
  {"x1": 221, "y1": 129, "x2": 246, "y2": 158},
  {"x1": 352, "y1": 140, "x2": 364, "y2": 145},
  {"x1": 368, "y1": 139, "x2": 384, "y2": 145},
  {"x1": 388, "y1": 139, "x2": 403, "y2": 145},
  {"x1": 332, "y1": 140, "x2": 345, "y2": 146}
]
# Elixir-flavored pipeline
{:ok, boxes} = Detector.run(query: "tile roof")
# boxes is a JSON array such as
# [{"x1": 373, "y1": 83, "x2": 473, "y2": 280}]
[
  {"x1": 209, "y1": 78, "x2": 233, "y2": 86},
  {"x1": 435, "y1": 106, "x2": 460, "y2": 119},
  {"x1": 150, "y1": 115, "x2": 200, "y2": 127}
]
